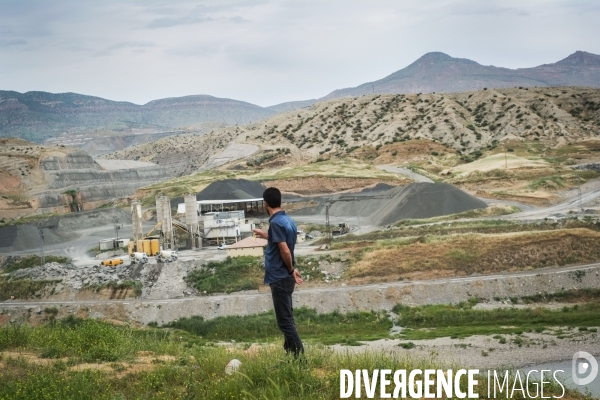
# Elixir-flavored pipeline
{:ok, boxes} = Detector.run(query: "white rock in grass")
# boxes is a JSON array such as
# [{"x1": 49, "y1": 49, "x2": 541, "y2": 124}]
[{"x1": 225, "y1": 359, "x2": 242, "y2": 375}]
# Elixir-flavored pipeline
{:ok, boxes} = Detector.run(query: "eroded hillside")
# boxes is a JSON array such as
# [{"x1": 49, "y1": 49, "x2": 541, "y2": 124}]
[
  {"x1": 104, "y1": 87, "x2": 600, "y2": 174},
  {"x1": 100, "y1": 87, "x2": 600, "y2": 207},
  {"x1": 0, "y1": 138, "x2": 166, "y2": 220}
]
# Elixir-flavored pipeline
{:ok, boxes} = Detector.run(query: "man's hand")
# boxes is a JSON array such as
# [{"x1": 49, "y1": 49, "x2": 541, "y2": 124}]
[
  {"x1": 252, "y1": 228, "x2": 267, "y2": 239},
  {"x1": 292, "y1": 269, "x2": 303, "y2": 284}
]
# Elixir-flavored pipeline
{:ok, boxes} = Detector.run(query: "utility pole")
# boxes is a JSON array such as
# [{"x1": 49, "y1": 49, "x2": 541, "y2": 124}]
[
  {"x1": 38, "y1": 228, "x2": 45, "y2": 267},
  {"x1": 577, "y1": 173, "x2": 583, "y2": 212},
  {"x1": 114, "y1": 216, "x2": 121, "y2": 256},
  {"x1": 354, "y1": 197, "x2": 360, "y2": 233},
  {"x1": 504, "y1": 146, "x2": 508, "y2": 170},
  {"x1": 325, "y1": 202, "x2": 331, "y2": 243}
]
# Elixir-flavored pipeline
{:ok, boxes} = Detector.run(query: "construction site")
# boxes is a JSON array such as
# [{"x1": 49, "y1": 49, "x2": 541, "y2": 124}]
[{"x1": 3, "y1": 138, "x2": 600, "y2": 399}]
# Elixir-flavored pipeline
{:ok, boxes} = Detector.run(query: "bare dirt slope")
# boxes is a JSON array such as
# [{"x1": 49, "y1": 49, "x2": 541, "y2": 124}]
[
  {"x1": 0, "y1": 138, "x2": 166, "y2": 220},
  {"x1": 102, "y1": 87, "x2": 600, "y2": 177}
]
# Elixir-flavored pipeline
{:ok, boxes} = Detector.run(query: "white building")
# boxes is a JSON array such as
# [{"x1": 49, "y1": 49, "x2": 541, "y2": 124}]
[{"x1": 226, "y1": 236, "x2": 268, "y2": 257}]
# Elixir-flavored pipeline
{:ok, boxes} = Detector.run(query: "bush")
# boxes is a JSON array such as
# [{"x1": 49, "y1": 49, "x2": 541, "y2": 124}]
[
  {"x1": 185, "y1": 256, "x2": 263, "y2": 294},
  {"x1": 4, "y1": 255, "x2": 70, "y2": 273}
]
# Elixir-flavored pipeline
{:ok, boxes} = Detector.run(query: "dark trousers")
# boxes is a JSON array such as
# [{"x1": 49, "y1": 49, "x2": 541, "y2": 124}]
[{"x1": 270, "y1": 277, "x2": 304, "y2": 357}]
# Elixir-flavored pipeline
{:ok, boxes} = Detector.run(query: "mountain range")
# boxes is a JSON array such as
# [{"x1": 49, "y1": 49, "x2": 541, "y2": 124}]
[
  {"x1": 0, "y1": 92, "x2": 274, "y2": 143},
  {"x1": 1, "y1": 51, "x2": 599, "y2": 143},
  {"x1": 322, "y1": 51, "x2": 600, "y2": 99}
]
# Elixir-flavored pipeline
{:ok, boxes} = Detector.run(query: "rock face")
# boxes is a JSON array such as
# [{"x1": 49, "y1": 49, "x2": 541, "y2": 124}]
[
  {"x1": 0, "y1": 139, "x2": 167, "y2": 218},
  {"x1": 322, "y1": 51, "x2": 600, "y2": 99},
  {"x1": 35, "y1": 150, "x2": 167, "y2": 212},
  {"x1": 2, "y1": 263, "x2": 597, "y2": 326}
]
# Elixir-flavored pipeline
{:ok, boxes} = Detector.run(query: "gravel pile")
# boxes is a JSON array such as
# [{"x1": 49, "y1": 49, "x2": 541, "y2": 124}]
[
  {"x1": 197, "y1": 179, "x2": 265, "y2": 200},
  {"x1": 370, "y1": 182, "x2": 487, "y2": 225},
  {"x1": 297, "y1": 182, "x2": 486, "y2": 225},
  {"x1": 11, "y1": 262, "x2": 135, "y2": 291},
  {"x1": 0, "y1": 225, "x2": 76, "y2": 253}
]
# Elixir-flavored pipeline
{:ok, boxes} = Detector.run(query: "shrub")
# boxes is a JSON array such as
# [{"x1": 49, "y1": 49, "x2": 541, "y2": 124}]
[
  {"x1": 185, "y1": 256, "x2": 263, "y2": 294},
  {"x1": 4, "y1": 255, "x2": 70, "y2": 273}
]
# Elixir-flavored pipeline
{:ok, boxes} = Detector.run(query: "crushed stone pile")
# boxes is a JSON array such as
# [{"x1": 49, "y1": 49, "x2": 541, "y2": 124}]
[
  {"x1": 294, "y1": 183, "x2": 486, "y2": 225},
  {"x1": 197, "y1": 179, "x2": 265, "y2": 200},
  {"x1": 11, "y1": 262, "x2": 134, "y2": 290},
  {"x1": 370, "y1": 182, "x2": 487, "y2": 225},
  {"x1": 0, "y1": 224, "x2": 76, "y2": 253},
  {"x1": 0, "y1": 208, "x2": 128, "y2": 253}
]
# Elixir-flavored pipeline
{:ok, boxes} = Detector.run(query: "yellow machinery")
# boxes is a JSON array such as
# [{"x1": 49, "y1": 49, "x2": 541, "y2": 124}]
[
  {"x1": 136, "y1": 240, "x2": 144, "y2": 254},
  {"x1": 101, "y1": 258, "x2": 123, "y2": 267},
  {"x1": 127, "y1": 222, "x2": 165, "y2": 257},
  {"x1": 142, "y1": 239, "x2": 152, "y2": 255},
  {"x1": 150, "y1": 239, "x2": 160, "y2": 255},
  {"x1": 131, "y1": 238, "x2": 160, "y2": 256}
]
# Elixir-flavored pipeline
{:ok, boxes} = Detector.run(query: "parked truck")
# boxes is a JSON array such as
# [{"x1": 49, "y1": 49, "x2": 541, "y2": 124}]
[
  {"x1": 100, "y1": 258, "x2": 124, "y2": 267},
  {"x1": 156, "y1": 250, "x2": 178, "y2": 263},
  {"x1": 332, "y1": 223, "x2": 349, "y2": 236},
  {"x1": 130, "y1": 252, "x2": 149, "y2": 264}
]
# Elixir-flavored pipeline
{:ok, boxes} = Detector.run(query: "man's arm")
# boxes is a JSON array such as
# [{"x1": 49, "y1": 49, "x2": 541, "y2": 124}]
[
  {"x1": 277, "y1": 241, "x2": 294, "y2": 273},
  {"x1": 277, "y1": 242, "x2": 303, "y2": 284},
  {"x1": 252, "y1": 228, "x2": 268, "y2": 239}
]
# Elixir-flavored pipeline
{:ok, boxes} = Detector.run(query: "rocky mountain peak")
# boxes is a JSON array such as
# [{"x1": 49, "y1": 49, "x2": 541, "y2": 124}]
[{"x1": 555, "y1": 51, "x2": 600, "y2": 66}]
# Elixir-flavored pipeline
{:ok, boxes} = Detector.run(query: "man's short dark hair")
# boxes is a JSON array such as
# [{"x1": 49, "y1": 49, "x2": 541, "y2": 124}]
[{"x1": 263, "y1": 187, "x2": 281, "y2": 208}]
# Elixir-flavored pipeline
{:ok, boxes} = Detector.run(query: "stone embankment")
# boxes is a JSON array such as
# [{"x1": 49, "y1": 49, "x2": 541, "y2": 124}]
[
  {"x1": 35, "y1": 150, "x2": 166, "y2": 212},
  {"x1": 1, "y1": 262, "x2": 598, "y2": 326}
]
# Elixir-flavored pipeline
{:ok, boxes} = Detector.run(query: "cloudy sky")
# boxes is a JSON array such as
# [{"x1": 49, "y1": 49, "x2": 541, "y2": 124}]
[{"x1": 1, "y1": 0, "x2": 598, "y2": 106}]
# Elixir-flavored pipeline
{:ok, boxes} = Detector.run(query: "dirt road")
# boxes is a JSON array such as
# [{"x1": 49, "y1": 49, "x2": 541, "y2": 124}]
[{"x1": 376, "y1": 164, "x2": 434, "y2": 183}]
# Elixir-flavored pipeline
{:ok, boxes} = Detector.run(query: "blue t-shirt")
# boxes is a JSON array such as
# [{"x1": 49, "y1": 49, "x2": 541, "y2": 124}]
[{"x1": 264, "y1": 210, "x2": 297, "y2": 284}]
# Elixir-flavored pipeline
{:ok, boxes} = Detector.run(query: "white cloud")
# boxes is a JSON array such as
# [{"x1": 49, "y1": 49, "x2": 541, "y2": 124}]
[{"x1": 0, "y1": 0, "x2": 598, "y2": 106}]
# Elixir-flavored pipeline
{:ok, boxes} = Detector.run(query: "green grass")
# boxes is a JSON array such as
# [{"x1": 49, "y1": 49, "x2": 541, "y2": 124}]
[
  {"x1": 166, "y1": 307, "x2": 392, "y2": 345},
  {"x1": 0, "y1": 277, "x2": 60, "y2": 301},
  {"x1": 519, "y1": 288, "x2": 600, "y2": 304},
  {"x1": 185, "y1": 256, "x2": 264, "y2": 294},
  {"x1": 0, "y1": 316, "x2": 181, "y2": 362},
  {"x1": 139, "y1": 158, "x2": 403, "y2": 206},
  {"x1": 392, "y1": 301, "x2": 600, "y2": 340},
  {"x1": 0, "y1": 318, "x2": 588, "y2": 400},
  {"x1": 4, "y1": 255, "x2": 70, "y2": 273},
  {"x1": 529, "y1": 175, "x2": 565, "y2": 190},
  {"x1": 184, "y1": 255, "x2": 333, "y2": 295},
  {"x1": 0, "y1": 212, "x2": 62, "y2": 228},
  {"x1": 329, "y1": 218, "x2": 600, "y2": 248}
]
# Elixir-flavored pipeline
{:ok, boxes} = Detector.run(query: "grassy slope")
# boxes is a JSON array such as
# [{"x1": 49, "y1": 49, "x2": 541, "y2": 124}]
[
  {"x1": 393, "y1": 301, "x2": 600, "y2": 340},
  {"x1": 0, "y1": 309, "x2": 595, "y2": 399},
  {"x1": 137, "y1": 158, "x2": 406, "y2": 205}
]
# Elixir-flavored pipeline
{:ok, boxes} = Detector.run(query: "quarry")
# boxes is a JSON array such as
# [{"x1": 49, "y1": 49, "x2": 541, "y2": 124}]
[
  {"x1": 3, "y1": 2, "x2": 600, "y2": 396},
  {"x1": 2, "y1": 86, "x2": 600, "y2": 398},
  {"x1": 3, "y1": 85, "x2": 600, "y2": 324}
]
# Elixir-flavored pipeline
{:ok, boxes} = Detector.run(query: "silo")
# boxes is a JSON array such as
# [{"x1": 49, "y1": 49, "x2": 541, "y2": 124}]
[
  {"x1": 160, "y1": 196, "x2": 173, "y2": 249},
  {"x1": 155, "y1": 196, "x2": 164, "y2": 225},
  {"x1": 131, "y1": 200, "x2": 143, "y2": 241},
  {"x1": 184, "y1": 193, "x2": 198, "y2": 248}
]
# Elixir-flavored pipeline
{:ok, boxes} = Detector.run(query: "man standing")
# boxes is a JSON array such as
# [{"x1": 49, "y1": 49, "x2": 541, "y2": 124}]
[{"x1": 253, "y1": 187, "x2": 304, "y2": 357}]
